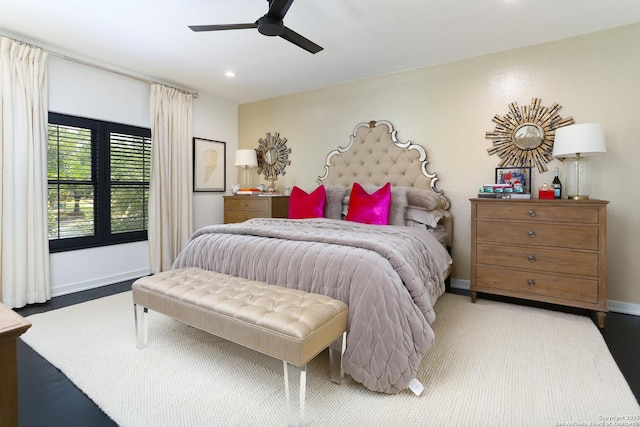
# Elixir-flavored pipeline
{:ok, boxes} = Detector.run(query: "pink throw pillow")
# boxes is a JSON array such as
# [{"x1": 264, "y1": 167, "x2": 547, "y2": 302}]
[
  {"x1": 345, "y1": 182, "x2": 391, "y2": 225},
  {"x1": 288, "y1": 185, "x2": 326, "y2": 219}
]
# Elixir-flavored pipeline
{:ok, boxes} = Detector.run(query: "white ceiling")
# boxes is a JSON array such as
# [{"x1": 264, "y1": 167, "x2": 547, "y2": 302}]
[{"x1": 1, "y1": 0, "x2": 639, "y2": 104}]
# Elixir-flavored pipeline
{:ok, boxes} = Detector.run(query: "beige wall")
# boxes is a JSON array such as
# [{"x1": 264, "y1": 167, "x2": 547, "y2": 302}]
[{"x1": 238, "y1": 24, "x2": 640, "y2": 306}]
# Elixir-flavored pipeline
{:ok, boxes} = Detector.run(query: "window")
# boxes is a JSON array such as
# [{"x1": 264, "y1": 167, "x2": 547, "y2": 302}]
[{"x1": 47, "y1": 113, "x2": 151, "y2": 252}]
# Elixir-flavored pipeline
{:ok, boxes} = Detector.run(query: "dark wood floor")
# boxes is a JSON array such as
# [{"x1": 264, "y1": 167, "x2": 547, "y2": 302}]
[
  {"x1": 14, "y1": 282, "x2": 640, "y2": 427},
  {"x1": 16, "y1": 281, "x2": 133, "y2": 427}
]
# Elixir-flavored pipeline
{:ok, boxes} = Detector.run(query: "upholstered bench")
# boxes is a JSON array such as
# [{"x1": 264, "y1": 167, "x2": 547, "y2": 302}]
[{"x1": 132, "y1": 267, "x2": 348, "y2": 422}]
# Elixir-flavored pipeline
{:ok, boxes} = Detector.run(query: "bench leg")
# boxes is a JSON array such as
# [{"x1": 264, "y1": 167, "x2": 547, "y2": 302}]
[
  {"x1": 134, "y1": 303, "x2": 148, "y2": 349},
  {"x1": 283, "y1": 361, "x2": 306, "y2": 426},
  {"x1": 329, "y1": 331, "x2": 346, "y2": 384}
]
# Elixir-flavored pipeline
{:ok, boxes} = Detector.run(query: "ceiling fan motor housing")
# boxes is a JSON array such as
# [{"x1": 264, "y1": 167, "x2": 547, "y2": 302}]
[{"x1": 257, "y1": 15, "x2": 283, "y2": 36}]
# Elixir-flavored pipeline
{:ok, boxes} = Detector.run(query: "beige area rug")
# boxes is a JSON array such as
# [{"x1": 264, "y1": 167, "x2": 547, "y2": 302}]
[{"x1": 22, "y1": 291, "x2": 639, "y2": 426}]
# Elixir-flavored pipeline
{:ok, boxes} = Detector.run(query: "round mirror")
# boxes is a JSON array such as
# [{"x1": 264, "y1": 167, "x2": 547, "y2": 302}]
[
  {"x1": 256, "y1": 132, "x2": 291, "y2": 192},
  {"x1": 485, "y1": 98, "x2": 575, "y2": 173},
  {"x1": 513, "y1": 124, "x2": 543, "y2": 150}
]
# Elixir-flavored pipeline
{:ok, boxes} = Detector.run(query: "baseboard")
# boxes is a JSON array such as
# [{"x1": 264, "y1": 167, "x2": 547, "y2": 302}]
[
  {"x1": 51, "y1": 268, "x2": 150, "y2": 298},
  {"x1": 450, "y1": 279, "x2": 470, "y2": 291},
  {"x1": 606, "y1": 300, "x2": 640, "y2": 316},
  {"x1": 449, "y1": 279, "x2": 640, "y2": 317}
]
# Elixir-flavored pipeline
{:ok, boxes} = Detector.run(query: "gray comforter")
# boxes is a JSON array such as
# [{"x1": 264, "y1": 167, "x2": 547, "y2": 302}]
[{"x1": 172, "y1": 217, "x2": 452, "y2": 393}]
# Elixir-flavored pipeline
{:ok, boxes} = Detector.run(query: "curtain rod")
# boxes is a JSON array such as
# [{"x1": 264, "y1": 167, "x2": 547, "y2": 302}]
[{"x1": 1, "y1": 33, "x2": 198, "y2": 98}]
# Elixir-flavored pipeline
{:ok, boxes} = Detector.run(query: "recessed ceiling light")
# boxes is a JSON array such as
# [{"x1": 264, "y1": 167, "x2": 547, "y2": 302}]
[{"x1": 225, "y1": 71, "x2": 236, "y2": 78}]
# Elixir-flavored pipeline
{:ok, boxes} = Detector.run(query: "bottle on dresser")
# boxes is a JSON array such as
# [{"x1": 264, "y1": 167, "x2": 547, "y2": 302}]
[{"x1": 552, "y1": 167, "x2": 562, "y2": 199}]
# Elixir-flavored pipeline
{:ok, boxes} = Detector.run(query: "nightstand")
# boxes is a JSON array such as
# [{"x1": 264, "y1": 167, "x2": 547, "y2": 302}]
[
  {"x1": 223, "y1": 195, "x2": 290, "y2": 223},
  {"x1": 470, "y1": 198, "x2": 608, "y2": 327}
]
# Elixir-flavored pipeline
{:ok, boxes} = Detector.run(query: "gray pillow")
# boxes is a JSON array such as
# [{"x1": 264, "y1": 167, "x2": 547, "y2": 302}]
[{"x1": 324, "y1": 185, "x2": 347, "y2": 219}]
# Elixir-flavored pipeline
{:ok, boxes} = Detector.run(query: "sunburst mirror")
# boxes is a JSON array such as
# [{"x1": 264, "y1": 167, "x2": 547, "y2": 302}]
[
  {"x1": 485, "y1": 98, "x2": 574, "y2": 173},
  {"x1": 256, "y1": 132, "x2": 291, "y2": 192}
]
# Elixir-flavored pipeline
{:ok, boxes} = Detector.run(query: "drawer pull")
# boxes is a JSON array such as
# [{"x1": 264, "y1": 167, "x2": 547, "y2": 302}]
[
  {"x1": 528, "y1": 209, "x2": 536, "y2": 217},
  {"x1": 243, "y1": 214, "x2": 248, "y2": 220},
  {"x1": 527, "y1": 230, "x2": 536, "y2": 238},
  {"x1": 527, "y1": 279, "x2": 536, "y2": 287},
  {"x1": 528, "y1": 255, "x2": 536, "y2": 262},
  {"x1": 243, "y1": 202, "x2": 249, "y2": 207}
]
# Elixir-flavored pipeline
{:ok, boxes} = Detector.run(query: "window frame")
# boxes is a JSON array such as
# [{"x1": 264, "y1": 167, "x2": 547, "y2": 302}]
[{"x1": 48, "y1": 112, "x2": 151, "y2": 253}]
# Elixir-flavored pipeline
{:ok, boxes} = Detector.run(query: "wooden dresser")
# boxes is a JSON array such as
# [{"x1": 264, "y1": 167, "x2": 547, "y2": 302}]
[
  {"x1": 1, "y1": 303, "x2": 31, "y2": 427},
  {"x1": 223, "y1": 195, "x2": 290, "y2": 223},
  {"x1": 470, "y1": 198, "x2": 608, "y2": 327}
]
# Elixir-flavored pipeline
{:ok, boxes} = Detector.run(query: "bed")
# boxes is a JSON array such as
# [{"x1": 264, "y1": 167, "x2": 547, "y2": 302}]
[{"x1": 173, "y1": 120, "x2": 452, "y2": 394}]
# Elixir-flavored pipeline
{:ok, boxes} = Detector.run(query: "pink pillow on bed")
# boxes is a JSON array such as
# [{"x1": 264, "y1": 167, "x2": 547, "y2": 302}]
[
  {"x1": 345, "y1": 182, "x2": 391, "y2": 225},
  {"x1": 288, "y1": 185, "x2": 326, "y2": 219}
]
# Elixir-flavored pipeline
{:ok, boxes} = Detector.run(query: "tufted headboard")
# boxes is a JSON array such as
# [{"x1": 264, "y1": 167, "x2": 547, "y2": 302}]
[{"x1": 317, "y1": 120, "x2": 452, "y2": 247}]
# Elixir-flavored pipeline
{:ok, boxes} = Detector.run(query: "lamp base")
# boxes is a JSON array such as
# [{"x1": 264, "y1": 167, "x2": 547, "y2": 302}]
[
  {"x1": 563, "y1": 156, "x2": 592, "y2": 202},
  {"x1": 240, "y1": 167, "x2": 252, "y2": 188}
]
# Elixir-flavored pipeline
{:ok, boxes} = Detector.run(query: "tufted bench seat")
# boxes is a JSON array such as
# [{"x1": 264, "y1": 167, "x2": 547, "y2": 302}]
[{"x1": 132, "y1": 267, "x2": 348, "y2": 422}]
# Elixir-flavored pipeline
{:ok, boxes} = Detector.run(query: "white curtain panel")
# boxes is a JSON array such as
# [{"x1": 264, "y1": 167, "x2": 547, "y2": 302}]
[
  {"x1": 148, "y1": 84, "x2": 194, "y2": 273},
  {"x1": 0, "y1": 36, "x2": 50, "y2": 308}
]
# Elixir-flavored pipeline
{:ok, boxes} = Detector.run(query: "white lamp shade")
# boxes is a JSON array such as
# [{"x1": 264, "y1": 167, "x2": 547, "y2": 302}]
[
  {"x1": 234, "y1": 149, "x2": 258, "y2": 167},
  {"x1": 552, "y1": 123, "x2": 606, "y2": 158}
]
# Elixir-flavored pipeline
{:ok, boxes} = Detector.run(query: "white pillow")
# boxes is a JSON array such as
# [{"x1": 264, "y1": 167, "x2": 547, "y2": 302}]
[{"x1": 405, "y1": 207, "x2": 443, "y2": 229}]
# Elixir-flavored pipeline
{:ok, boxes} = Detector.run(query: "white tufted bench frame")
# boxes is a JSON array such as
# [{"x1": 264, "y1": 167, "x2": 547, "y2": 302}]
[{"x1": 132, "y1": 267, "x2": 348, "y2": 423}]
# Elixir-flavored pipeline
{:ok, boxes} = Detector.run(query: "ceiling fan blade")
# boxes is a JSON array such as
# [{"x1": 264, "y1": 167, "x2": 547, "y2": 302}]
[
  {"x1": 189, "y1": 23, "x2": 257, "y2": 32},
  {"x1": 267, "y1": 0, "x2": 295, "y2": 20},
  {"x1": 280, "y1": 26, "x2": 323, "y2": 54}
]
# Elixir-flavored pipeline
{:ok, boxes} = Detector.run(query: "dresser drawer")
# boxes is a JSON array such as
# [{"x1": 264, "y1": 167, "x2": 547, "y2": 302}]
[
  {"x1": 476, "y1": 220, "x2": 599, "y2": 250},
  {"x1": 476, "y1": 203, "x2": 599, "y2": 224},
  {"x1": 476, "y1": 243, "x2": 598, "y2": 277},
  {"x1": 476, "y1": 266, "x2": 598, "y2": 304},
  {"x1": 224, "y1": 197, "x2": 269, "y2": 211}
]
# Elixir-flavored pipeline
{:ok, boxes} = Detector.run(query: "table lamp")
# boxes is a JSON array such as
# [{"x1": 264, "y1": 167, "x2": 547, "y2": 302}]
[
  {"x1": 552, "y1": 123, "x2": 606, "y2": 200},
  {"x1": 234, "y1": 149, "x2": 258, "y2": 188}
]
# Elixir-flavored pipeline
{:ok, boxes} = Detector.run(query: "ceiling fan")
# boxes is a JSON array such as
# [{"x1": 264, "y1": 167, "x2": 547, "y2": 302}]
[{"x1": 189, "y1": 0, "x2": 323, "y2": 54}]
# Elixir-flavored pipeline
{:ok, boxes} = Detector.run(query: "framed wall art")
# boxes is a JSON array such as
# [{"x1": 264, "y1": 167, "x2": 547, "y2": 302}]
[
  {"x1": 495, "y1": 167, "x2": 531, "y2": 193},
  {"x1": 193, "y1": 137, "x2": 226, "y2": 192}
]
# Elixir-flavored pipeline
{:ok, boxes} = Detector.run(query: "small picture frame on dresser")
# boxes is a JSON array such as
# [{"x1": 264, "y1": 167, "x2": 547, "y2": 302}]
[
  {"x1": 193, "y1": 137, "x2": 226, "y2": 192},
  {"x1": 495, "y1": 167, "x2": 531, "y2": 193}
]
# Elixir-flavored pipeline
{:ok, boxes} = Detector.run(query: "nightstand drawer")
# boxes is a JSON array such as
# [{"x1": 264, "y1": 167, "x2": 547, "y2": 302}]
[
  {"x1": 476, "y1": 266, "x2": 598, "y2": 304},
  {"x1": 476, "y1": 221, "x2": 599, "y2": 250},
  {"x1": 225, "y1": 209, "x2": 269, "y2": 223},
  {"x1": 476, "y1": 203, "x2": 599, "y2": 224},
  {"x1": 476, "y1": 243, "x2": 598, "y2": 277},
  {"x1": 225, "y1": 197, "x2": 269, "y2": 211}
]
